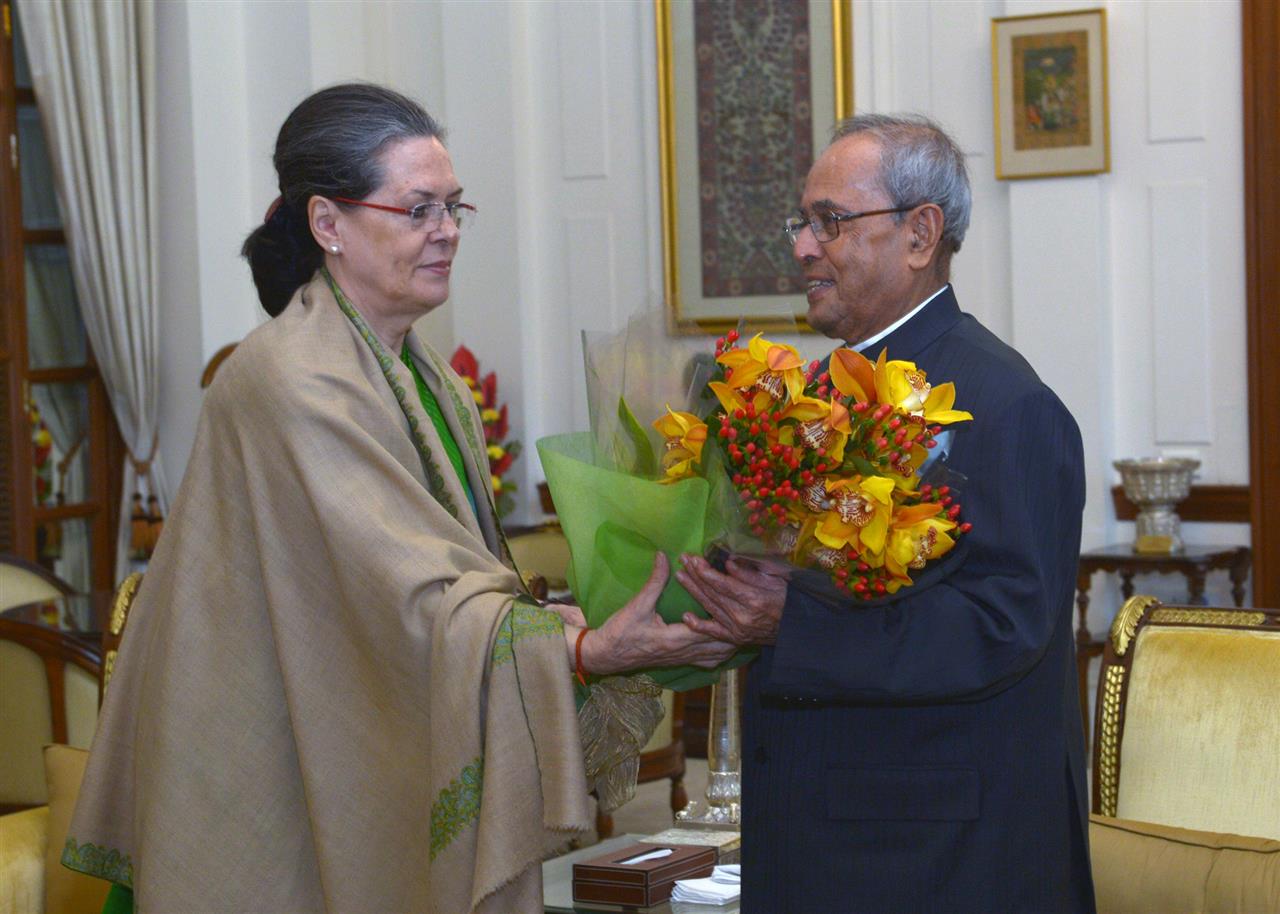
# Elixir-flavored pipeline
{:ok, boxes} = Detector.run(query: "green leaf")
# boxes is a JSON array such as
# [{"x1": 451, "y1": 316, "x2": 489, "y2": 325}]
[
  {"x1": 848, "y1": 455, "x2": 878, "y2": 477},
  {"x1": 612, "y1": 396, "x2": 658, "y2": 477}
]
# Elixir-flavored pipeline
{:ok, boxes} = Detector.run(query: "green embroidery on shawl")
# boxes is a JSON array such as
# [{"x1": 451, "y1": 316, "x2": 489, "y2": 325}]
[
  {"x1": 62, "y1": 837, "x2": 134, "y2": 888},
  {"x1": 492, "y1": 600, "x2": 564, "y2": 668},
  {"x1": 430, "y1": 757, "x2": 484, "y2": 860},
  {"x1": 322, "y1": 268, "x2": 459, "y2": 519}
]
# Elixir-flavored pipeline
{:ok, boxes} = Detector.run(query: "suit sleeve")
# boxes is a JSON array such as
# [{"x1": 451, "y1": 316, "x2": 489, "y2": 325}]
[{"x1": 762, "y1": 386, "x2": 1085, "y2": 704}]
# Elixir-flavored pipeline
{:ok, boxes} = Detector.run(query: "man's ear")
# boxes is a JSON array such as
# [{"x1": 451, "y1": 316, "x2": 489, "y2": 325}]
[
  {"x1": 309, "y1": 196, "x2": 341, "y2": 252},
  {"x1": 905, "y1": 203, "x2": 945, "y2": 271}
]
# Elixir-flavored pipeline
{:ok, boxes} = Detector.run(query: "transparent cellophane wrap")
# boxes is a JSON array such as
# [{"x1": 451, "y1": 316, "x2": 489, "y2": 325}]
[{"x1": 536, "y1": 309, "x2": 786, "y2": 692}]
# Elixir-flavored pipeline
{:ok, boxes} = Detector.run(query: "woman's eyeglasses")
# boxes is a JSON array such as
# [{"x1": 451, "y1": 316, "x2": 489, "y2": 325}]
[{"x1": 334, "y1": 197, "x2": 477, "y2": 233}]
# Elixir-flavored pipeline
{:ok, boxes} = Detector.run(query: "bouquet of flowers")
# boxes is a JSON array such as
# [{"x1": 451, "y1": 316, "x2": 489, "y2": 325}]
[
  {"x1": 656, "y1": 330, "x2": 974, "y2": 600},
  {"x1": 450, "y1": 345, "x2": 521, "y2": 518},
  {"x1": 536, "y1": 312, "x2": 974, "y2": 688}
]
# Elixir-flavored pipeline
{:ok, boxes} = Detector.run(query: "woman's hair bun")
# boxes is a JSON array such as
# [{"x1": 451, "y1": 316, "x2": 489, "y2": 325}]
[{"x1": 241, "y1": 83, "x2": 445, "y2": 316}]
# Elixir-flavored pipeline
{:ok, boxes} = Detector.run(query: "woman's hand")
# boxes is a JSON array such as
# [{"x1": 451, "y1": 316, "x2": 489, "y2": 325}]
[
  {"x1": 675, "y1": 553, "x2": 787, "y2": 646},
  {"x1": 568, "y1": 553, "x2": 738, "y2": 676}
]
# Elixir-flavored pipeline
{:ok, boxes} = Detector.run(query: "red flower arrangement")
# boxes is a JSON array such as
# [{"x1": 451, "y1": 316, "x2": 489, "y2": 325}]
[{"x1": 450, "y1": 345, "x2": 521, "y2": 517}]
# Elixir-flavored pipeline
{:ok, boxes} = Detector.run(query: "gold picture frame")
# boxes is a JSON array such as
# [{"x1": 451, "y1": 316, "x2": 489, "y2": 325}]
[
  {"x1": 991, "y1": 8, "x2": 1110, "y2": 180},
  {"x1": 656, "y1": 0, "x2": 853, "y2": 334}
]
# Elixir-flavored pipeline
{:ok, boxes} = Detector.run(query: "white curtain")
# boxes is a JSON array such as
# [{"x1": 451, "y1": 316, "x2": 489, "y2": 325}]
[{"x1": 18, "y1": 0, "x2": 166, "y2": 580}]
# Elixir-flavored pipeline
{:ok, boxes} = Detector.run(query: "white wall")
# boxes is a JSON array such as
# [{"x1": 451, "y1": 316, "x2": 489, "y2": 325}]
[{"x1": 155, "y1": 0, "x2": 1250, "y2": 614}]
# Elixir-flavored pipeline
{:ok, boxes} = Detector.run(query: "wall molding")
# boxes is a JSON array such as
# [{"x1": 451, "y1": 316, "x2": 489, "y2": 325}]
[{"x1": 1110, "y1": 485, "x2": 1250, "y2": 525}]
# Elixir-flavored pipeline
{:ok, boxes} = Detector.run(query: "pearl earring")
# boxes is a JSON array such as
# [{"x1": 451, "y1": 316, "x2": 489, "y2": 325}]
[{"x1": 330, "y1": 245, "x2": 339, "y2": 253}]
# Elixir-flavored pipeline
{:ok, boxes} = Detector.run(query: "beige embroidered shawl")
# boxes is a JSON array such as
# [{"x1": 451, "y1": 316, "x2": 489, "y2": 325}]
[{"x1": 64, "y1": 273, "x2": 592, "y2": 912}]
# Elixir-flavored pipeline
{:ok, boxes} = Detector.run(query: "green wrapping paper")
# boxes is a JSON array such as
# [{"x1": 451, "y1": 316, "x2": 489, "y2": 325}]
[{"x1": 538, "y1": 431, "x2": 755, "y2": 691}]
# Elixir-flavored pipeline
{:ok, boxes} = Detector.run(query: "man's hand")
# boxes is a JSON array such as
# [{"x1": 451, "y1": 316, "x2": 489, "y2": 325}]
[{"x1": 676, "y1": 553, "x2": 788, "y2": 646}]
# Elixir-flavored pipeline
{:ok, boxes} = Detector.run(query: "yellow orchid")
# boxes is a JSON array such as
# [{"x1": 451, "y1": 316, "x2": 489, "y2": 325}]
[
  {"x1": 491, "y1": 473, "x2": 503, "y2": 493},
  {"x1": 652, "y1": 407, "x2": 708, "y2": 483},
  {"x1": 717, "y1": 334, "x2": 806, "y2": 401},
  {"x1": 707, "y1": 380, "x2": 776, "y2": 418},
  {"x1": 884, "y1": 504, "x2": 958, "y2": 584},
  {"x1": 786, "y1": 395, "x2": 853, "y2": 464},
  {"x1": 870, "y1": 349, "x2": 973, "y2": 426},
  {"x1": 481, "y1": 407, "x2": 500, "y2": 423},
  {"x1": 813, "y1": 475, "x2": 897, "y2": 558},
  {"x1": 487, "y1": 444, "x2": 506, "y2": 461}
]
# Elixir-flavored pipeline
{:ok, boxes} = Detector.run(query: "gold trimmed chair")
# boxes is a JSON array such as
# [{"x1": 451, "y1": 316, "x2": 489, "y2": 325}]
[{"x1": 1088, "y1": 595, "x2": 1280, "y2": 912}]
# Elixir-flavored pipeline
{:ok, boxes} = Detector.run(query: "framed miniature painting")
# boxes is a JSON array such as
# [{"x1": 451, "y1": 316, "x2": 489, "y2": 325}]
[
  {"x1": 992, "y1": 8, "x2": 1110, "y2": 180},
  {"x1": 656, "y1": 0, "x2": 853, "y2": 333}
]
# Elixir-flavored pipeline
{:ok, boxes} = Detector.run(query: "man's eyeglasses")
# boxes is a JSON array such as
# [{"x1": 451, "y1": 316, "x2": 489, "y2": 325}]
[
  {"x1": 782, "y1": 204, "x2": 921, "y2": 245},
  {"x1": 334, "y1": 197, "x2": 478, "y2": 233}
]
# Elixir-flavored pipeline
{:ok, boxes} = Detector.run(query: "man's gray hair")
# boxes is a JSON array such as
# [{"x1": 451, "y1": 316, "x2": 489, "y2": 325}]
[{"x1": 831, "y1": 113, "x2": 971, "y2": 256}]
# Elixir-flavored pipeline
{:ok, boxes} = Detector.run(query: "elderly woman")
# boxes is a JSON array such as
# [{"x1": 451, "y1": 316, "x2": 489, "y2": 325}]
[{"x1": 64, "y1": 84, "x2": 733, "y2": 913}]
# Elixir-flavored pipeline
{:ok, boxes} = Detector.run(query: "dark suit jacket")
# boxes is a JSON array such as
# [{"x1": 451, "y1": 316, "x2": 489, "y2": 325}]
[{"x1": 742, "y1": 286, "x2": 1094, "y2": 913}]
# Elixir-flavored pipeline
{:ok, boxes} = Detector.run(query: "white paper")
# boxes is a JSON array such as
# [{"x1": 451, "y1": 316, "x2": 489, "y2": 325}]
[{"x1": 618, "y1": 847, "x2": 674, "y2": 865}]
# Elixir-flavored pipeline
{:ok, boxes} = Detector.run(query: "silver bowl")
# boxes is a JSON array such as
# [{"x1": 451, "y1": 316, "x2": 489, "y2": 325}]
[{"x1": 1113, "y1": 457, "x2": 1199, "y2": 553}]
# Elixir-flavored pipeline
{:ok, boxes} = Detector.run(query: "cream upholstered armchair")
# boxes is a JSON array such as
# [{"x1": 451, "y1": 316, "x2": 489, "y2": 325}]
[
  {"x1": 0, "y1": 573, "x2": 142, "y2": 914},
  {"x1": 1088, "y1": 596, "x2": 1280, "y2": 913},
  {"x1": 0, "y1": 553, "x2": 75, "y2": 613}
]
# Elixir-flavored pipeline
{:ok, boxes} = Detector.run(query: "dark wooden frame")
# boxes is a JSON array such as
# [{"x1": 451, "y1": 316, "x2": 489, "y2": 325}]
[
  {"x1": 1090, "y1": 596, "x2": 1280, "y2": 818},
  {"x1": 1243, "y1": 0, "x2": 1280, "y2": 606}
]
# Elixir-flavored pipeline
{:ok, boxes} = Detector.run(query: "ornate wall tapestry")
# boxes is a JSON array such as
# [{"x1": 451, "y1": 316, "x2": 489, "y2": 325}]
[
  {"x1": 658, "y1": 0, "x2": 853, "y2": 333},
  {"x1": 694, "y1": 1, "x2": 812, "y2": 299}
]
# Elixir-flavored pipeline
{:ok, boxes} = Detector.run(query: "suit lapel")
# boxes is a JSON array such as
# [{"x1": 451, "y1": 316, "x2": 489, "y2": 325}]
[{"x1": 857, "y1": 284, "x2": 964, "y2": 361}]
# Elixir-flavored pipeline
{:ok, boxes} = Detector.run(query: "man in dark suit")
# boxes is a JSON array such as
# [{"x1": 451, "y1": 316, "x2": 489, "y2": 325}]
[{"x1": 677, "y1": 114, "x2": 1095, "y2": 913}]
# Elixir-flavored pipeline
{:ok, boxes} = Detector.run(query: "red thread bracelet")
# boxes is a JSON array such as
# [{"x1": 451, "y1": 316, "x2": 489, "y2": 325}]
[{"x1": 575, "y1": 628, "x2": 590, "y2": 686}]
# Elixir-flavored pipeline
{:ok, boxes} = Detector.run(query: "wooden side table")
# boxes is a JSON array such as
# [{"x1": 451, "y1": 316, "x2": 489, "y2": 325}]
[{"x1": 1074, "y1": 544, "x2": 1251, "y2": 747}]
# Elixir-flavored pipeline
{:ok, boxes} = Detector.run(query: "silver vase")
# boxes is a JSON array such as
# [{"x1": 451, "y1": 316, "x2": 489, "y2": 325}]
[{"x1": 1113, "y1": 457, "x2": 1199, "y2": 553}]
